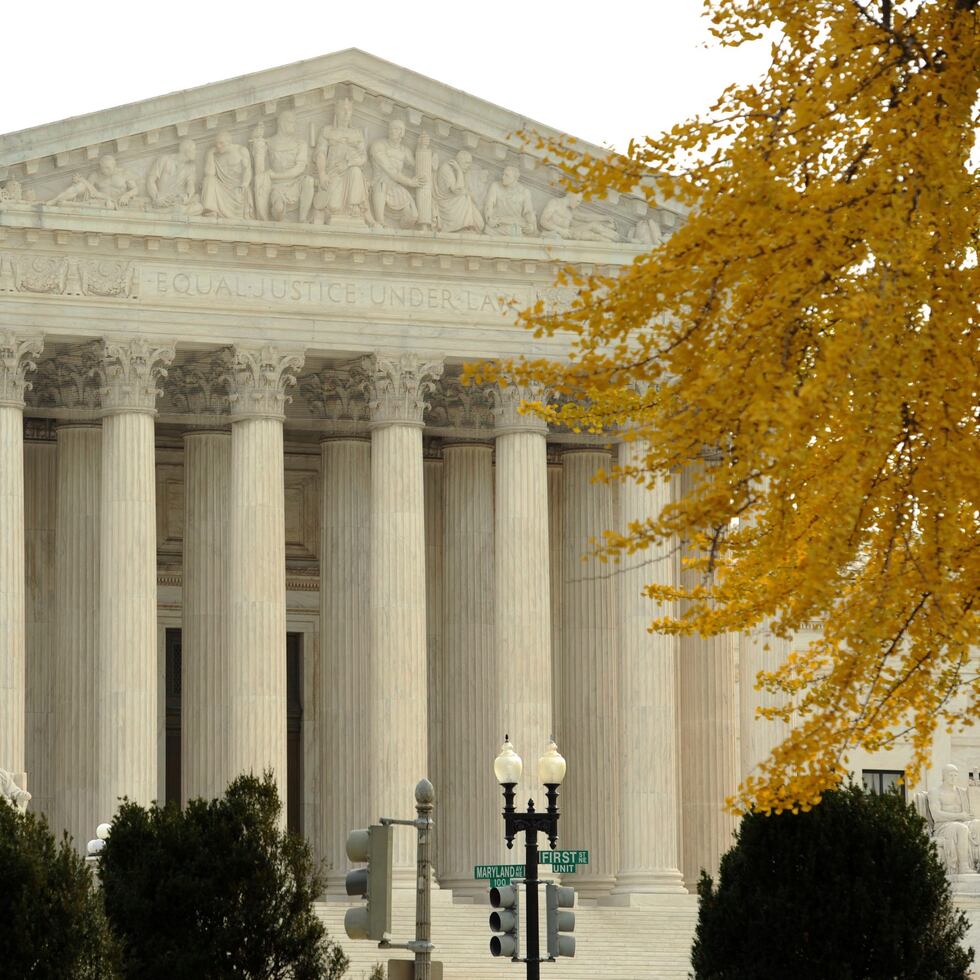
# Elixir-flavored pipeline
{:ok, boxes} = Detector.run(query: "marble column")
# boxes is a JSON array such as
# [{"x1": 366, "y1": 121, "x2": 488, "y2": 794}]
[
  {"x1": 181, "y1": 428, "x2": 232, "y2": 803},
  {"x1": 96, "y1": 338, "x2": 175, "y2": 820},
  {"x1": 440, "y1": 441, "x2": 497, "y2": 893},
  {"x1": 557, "y1": 448, "x2": 620, "y2": 897},
  {"x1": 319, "y1": 436, "x2": 371, "y2": 893},
  {"x1": 0, "y1": 333, "x2": 42, "y2": 781},
  {"x1": 226, "y1": 345, "x2": 304, "y2": 804},
  {"x1": 677, "y1": 460, "x2": 739, "y2": 889},
  {"x1": 362, "y1": 351, "x2": 443, "y2": 885},
  {"x1": 739, "y1": 627, "x2": 792, "y2": 781},
  {"x1": 612, "y1": 441, "x2": 685, "y2": 899},
  {"x1": 491, "y1": 382, "x2": 553, "y2": 804},
  {"x1": 24, "y1": 433, "x2": 57, "y2": 822},
  {"x1": 55, "y1": 423, "x2": 101, "y2": 845}
]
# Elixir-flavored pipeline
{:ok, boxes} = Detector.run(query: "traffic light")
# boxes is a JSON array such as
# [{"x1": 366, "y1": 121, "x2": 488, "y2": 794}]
[
  {"x1": 546, "y1": 883, "x2": 576, "y2": 958},
  {"x1": 344, "y1": 824, "x2": 393, "y2": 942},
  {"x1": 489, "y1": 883, "x2": 520, "y2": 957}
]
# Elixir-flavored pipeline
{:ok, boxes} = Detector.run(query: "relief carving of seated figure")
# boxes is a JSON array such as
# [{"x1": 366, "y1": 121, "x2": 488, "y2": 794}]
[
  {"x1": 540, "y1": 191, "x2": 620, "y2": 243},
  {"x1": 927, "y1": 764, "x2": 980, "y2": 874},
  {"x1": 0, "y1": 767, "x2": 31, "y2": 813},
  {"x1": 147, "y1": 140, "x2": 203, "y2": 215},
  {"x1": 48, "y1": 155, "x2": 140, "y2": 210},
  {"x1": 312, "y1": 97, "x2": 373, "y2": 227},
  {"x1": 252, "y1": 110, "x2": 315, "y2": 223}
]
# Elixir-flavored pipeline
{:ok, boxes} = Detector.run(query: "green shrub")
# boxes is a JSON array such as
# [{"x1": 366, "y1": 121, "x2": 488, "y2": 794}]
[
  {"x1": 99, "y1": 771, "x2": 348, "y2": 980},
  {"x1": 692, "y1": 783, "x2": 973, "y2": 979},
  {"x1": 0, "y1": 802, "x2": 118, "y2": 978}
]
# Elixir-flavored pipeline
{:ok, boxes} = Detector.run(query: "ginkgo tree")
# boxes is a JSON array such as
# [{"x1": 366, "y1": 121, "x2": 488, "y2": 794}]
[{"x1": 470, "y1": 0, "x2": 979, "y2": 815}]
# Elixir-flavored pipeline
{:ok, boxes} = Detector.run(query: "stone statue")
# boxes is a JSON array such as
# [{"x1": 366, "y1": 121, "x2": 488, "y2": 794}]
[
  {"x1": 147, "y1": 140, "x2": 203, "y2": 215},
  {"x1": 311, "y1": 98, "x2": 373, "y2": 227},
  {"x1": 434, "y1": 150, "x2": 484, "y2": 233},
  {"x1": 415, "y1": 132, "x2": 437, "y2": 230},
  {"x1": 252, "y1": 110, "x2": 315, "y2": 223},
  {"x1": 0, "y1": 768, "x2": 30, "y2": 813},
  {"x1": 47, "y1": 156, "x2": 139, "y2": 210},
  {"x1": 202, "y1": 130, "x2": 254, "y2": 220},
  {"x1": 630, "y1": 209, "x2": 664, "y2": 245},
  {"x1": 369, "y1": 119, "x2": 425, "y2": 228},
  {"x1": 540, "y1": 191, "x2": 620, "y2": 243},
  {"x1": 484, "y1": 165, "x2": 537, "y2": 237},
  {"x1": 0, "y1": 179, "x2": 33, "y2": 203},
  {"x1": 926, "y1": 765, "x2": 980, "y2": 874}
]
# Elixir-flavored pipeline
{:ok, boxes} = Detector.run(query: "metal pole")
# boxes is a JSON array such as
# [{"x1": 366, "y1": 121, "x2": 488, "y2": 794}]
[
  {"x1": 414, "y1": 779, "x2": 435, "y2": 980},
  {"x1": 525, "y1": 818, "x2": 540, "y2": 980}
]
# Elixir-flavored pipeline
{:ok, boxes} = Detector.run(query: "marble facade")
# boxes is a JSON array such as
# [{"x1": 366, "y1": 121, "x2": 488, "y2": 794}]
[{"x1": 1, "y1": 50, "x2": 804, "y2": 932}]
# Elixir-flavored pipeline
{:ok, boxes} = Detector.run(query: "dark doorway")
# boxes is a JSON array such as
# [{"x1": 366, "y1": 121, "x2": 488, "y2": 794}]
[{"x1": 163, "y1": 629, "x2": 304, "y2": 834}]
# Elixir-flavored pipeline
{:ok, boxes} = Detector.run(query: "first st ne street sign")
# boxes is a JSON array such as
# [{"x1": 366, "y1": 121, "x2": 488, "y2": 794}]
[{"x1": 539, "y1": 850, "x2": 590, "y2": 874}]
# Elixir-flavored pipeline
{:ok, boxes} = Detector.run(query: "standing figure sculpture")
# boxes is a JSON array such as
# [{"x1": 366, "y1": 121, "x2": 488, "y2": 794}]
[
  {"x1": 434, "y1": 149, "x2": 484, "y2": 233},
  {"x1": 369, "y1": 119, "x2": 425, "y2": 228},
  {"x1": 311, "y1": 98, "x2": 373, "y2": 227},
  {"x1": 202, "y1": 130, "x2": 254, "y2": 220},
  {"x1": 927, "y1": 764, "x2": 980, "y2": 874},
  {"x1": 630, "y1": 208, "x2": 664, "y2": 245},
  {"x1": 147, "y1": 140, "x2": 203, "y2": 215},
  {"x1": 484, "y1": 165, "x2": 537, "y2": 237},
  {"x1": 252, "y1": 111, "x2": 316, "y2": 223},
  {"x1": 540, "y1": 191, "x2": 620, "y2": 242}
]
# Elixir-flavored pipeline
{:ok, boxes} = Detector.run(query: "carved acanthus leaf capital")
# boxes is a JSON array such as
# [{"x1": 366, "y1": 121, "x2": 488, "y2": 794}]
[
  {"x1": 360, "y1": 352, "x2": 444, "y2": 427},
  {"x1": 27, "y1": 342, "x2": 103, "y2": 411},
  {"x1": 489, "y1": 379, "x2": 551, "y2": 434},
  {"x1": 100, "y1": 338, "x2": 176, "y2": 414},
  {"x1": 427, "y1": 377, "x2": 494, "y2": 429},
  {"x1": 226, "y1": 344, "x2": 305, "y2": 420},
  {"x1": 163, "y1": 351, "x2": 231, "y2": 416},
  {"x1": 0, "y1": 331, "x2": 44, "y2": 408},
  {"x1": 299, "y1": 365, "x2": 369, "y2": 422}
]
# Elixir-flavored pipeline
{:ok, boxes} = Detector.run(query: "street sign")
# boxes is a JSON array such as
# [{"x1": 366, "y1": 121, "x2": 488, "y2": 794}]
[
  {"x1": 474, "y1": 864, "x2": 526, "y2": 880},
  {"x1": 538, "y1": 850, "x2": 589, "y2": 866}
]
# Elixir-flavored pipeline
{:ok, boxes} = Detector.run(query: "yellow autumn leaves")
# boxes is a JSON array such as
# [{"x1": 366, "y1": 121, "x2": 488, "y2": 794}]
[{"x1": 471, "y1": 0, "x2": 980, "y2": 814}]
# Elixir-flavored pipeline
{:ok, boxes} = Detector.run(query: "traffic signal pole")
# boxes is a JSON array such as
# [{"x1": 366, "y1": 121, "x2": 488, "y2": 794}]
[{"x1": 524, "y1": 819, "x2": 541, "y2": 980}]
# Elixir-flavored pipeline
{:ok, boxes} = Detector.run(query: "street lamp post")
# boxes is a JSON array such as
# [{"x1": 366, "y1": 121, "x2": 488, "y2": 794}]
[{"x1": 493, "y1": 736, "x2": 567, "y2": 980}]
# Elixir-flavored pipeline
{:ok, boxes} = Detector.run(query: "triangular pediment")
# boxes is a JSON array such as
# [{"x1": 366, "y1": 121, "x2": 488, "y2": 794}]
[{"x1": 0, "y1": 49, "x2": 679, "y2": 246}]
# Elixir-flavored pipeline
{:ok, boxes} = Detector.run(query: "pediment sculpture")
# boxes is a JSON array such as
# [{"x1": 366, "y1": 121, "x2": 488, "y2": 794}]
[{"x1": 11, "y1": 97, "x2": 681, "y2": 246}]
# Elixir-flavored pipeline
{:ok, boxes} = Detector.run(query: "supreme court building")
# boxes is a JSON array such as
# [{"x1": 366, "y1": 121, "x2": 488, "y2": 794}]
[{"x1": 5, "y1": 49, "x2": 968, "y2": 976}]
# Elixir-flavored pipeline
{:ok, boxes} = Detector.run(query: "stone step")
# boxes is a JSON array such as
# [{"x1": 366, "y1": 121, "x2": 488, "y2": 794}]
[{"x1": 316, "y1": 892, "x2": 697, "y2": 980}]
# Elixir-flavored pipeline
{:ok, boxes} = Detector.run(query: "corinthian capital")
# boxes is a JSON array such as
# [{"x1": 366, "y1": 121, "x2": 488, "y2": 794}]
[
  {"x1": 99, "y1": 338, "x2": 176, "y2": 414},
  {"x1": 489, "y1": 379, "x2": 551, "y2": 434},
  {"x1": 0, "y1": 331, "x2": 44, "y2": 408},
  {"x1": 226, "y1": 344, "x2": 305, "y2": 421},
  {"x1": 359, "y1": 351, "x2": 444, "y2": 428}
]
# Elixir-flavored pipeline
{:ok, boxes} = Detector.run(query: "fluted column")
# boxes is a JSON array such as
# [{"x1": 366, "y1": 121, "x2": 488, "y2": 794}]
[
  {"x1": 226, "y1": 345, "x2": 304, "y2": 804},
  {"x1": 319, "y1": 436, "x2": 371, "y2": 893},
  {"x1": 96, "y1": 338, "x2": 175, "y2": 819},
  {"x1": 440, "y1": 441, "x2": 496, "y2": 893},
  {"x1": 491, "y1": 382, "x2": 553, "y2": 804},
  {"x1": 0, "y1": 332, "x2": 42, "y2": 781},
  {"x1": 557, "y1": 448, "x2": 620, "y2": 897},
  {"x1": 24, "y1": 433, "x2": 57, "y2": 822},
  {"x1": 182, "y1": 428, "x2": 232, "y2": 803},
  {"x1": 612, "y1": 440, "x2": 685, "y2": 899},
  {"x1": 55, "y1": 424, "x2": 101, "y2": 845},
  {"x1": 678, "y1": 460, "x2": 739, "y2": 889},
  {"x1": 739, "y1": 628, "x2": 791, "y2": 781},
  {"x1": 362, "y1": 351, "x2": 443, "y2": 885}
]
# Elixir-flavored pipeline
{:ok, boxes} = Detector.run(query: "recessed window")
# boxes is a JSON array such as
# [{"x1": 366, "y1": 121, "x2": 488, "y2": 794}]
[{"x1": 862, "y1": 769, "x2": 906, "y2": 800}]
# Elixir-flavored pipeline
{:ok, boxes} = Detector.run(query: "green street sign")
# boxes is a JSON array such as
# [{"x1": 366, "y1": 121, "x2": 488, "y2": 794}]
[
  {"x1": 474, "y1": 864, "x2": 525, "y2": 880},
  {"x1": 490, "y1": 877, "x2": 512, "y2": 887},
  {"x1": 538, "y1": 850, "x2": 589, "y2": 866}
]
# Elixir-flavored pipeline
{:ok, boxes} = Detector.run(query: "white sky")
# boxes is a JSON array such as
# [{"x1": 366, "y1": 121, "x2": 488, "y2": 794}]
[{"x1": 0, "y1": 0, "x2": 772, "y2": 151}]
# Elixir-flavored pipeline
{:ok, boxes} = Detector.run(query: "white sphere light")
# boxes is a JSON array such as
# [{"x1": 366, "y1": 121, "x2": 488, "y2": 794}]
[
  {"x1": 493, "y1": 736, "x2": 523, "y2": 786},
  {"x1": 537, "y1": 738, "x2": 567, "y2": 786},
  {"x1": 96, "y1": 822, "x2": 111, "y2": 840}
]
